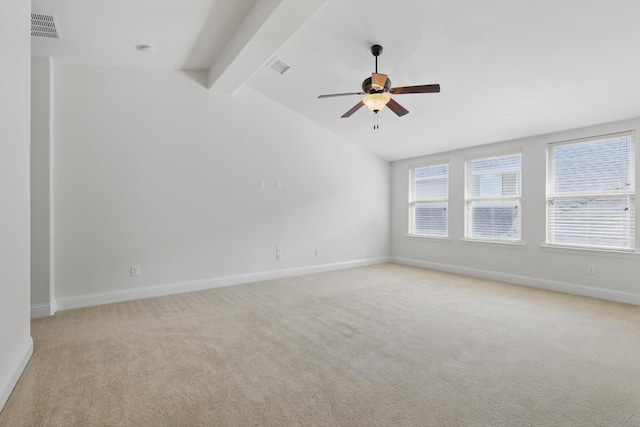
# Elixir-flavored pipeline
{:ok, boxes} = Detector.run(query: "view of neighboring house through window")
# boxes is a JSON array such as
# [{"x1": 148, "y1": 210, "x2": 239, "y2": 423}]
[
  {"x1": 409, "y1": 162, "x2": 449, "y2": 237},
  {"x1": 464, "y1": 152, "x2": 522, "y2": 242},
  {"x1": 547, "y1": 131, "x2": 635, "y2": 250}
]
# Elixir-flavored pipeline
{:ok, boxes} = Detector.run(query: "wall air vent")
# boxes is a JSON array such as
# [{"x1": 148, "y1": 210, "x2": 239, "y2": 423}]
[{"x1": 31, "y1": 12, "x2": 61, "y2": 39}]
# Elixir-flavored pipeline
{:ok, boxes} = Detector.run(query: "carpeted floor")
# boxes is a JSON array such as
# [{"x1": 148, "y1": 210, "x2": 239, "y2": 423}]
[{"x1": 1, "y1": 263, "x2": 639, "y2": 426}]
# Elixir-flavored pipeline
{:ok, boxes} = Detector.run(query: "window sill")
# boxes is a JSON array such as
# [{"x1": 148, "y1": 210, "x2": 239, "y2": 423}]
[
  {"x1": 460, "y1": 239, "x2": 525, "y2": 249},
  {"x1": 541, "y1": 245, "x2": 640, "y2": 259},
  {"x1": 405, "y1": 234, "x2": 451, "y2": 242}
]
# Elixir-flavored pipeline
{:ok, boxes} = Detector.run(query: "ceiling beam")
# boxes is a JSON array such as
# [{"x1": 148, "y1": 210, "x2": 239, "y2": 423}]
[{"x1": 206, "y1": 0, "x2": 327, "y2": 94}]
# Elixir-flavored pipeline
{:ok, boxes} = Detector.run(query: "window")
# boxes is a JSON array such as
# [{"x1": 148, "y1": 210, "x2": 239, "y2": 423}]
[
  {"x1": 547, "y1": 132, "x2": 635, "y2": 250},
  {"x1": 465, "y1": 152, "x2": 522, "y2": 242},
  {"x1": 409, "y1": 162, "x2": 448, "y2": 237}
]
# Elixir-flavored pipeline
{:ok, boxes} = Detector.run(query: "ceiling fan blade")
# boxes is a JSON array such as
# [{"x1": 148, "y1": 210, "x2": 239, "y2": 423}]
[
  {"x1": 389, "y1": 84, "x2": 440, "y2": 95},
  {"x1": 386, "y1": 98, "x2": 409, "y2": 117},
  {"x1": 371, "y1": 73, "x2": 388, "y2": 90},
  {"x1": 318, "y1": 92, "x2": 365, "y2": 99},
  {"x1": 341, "y1": 101, "x2": 365, "y2": 118}
]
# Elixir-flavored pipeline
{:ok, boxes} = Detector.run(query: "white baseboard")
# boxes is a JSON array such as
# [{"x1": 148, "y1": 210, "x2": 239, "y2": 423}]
[
  {"x1": 30, "y1": 303, "x2": 51, "y2": 319},
  {"x1": 56, "y1": 257, "x2": 391, "y2": 312},
  {"x1": 0, "y1": 337, "x2": 33, "y2": 412},
  {"x1": 392, "y1": 256, "x2": 640, "y2": 306}
]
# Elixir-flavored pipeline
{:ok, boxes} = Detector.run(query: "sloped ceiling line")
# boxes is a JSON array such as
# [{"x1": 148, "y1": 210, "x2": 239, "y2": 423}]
[{"x1": 206, "y1": 0, "x2": 328, "y2": 95}]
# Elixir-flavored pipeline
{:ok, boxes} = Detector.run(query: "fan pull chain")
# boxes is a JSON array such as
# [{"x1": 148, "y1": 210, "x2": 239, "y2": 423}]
[{"x1": 373, "y1": 111, "x2": 380, "y2": 129}]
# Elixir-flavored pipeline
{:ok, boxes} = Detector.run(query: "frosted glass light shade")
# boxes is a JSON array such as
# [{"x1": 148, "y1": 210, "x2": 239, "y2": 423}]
[{"x1": 363, "y1": 93, "x2": 390, "y2": 112}]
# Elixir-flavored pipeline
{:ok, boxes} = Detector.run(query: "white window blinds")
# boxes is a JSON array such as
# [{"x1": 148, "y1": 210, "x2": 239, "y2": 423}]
[
  {"x1": 409, "y1": 163, "x2": 448, "y2": 237},
  {"x1": 465, "y1": 152, "x2": 522, "y2": 242},
  {"x1": 547, "y1": 132, "x2": 635, "y2": 250}
]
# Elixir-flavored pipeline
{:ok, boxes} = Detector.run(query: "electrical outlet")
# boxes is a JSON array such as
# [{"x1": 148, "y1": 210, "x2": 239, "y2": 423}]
[
  {"x1": 276, "y1": 180, "x2": 282, "y2": 189},
  {"x1": 276, "y1": 243, "x2": 282, "y2": 253},
  {"x1": 276, "y1": 253, "x2": 281, "y2": 261},
  {"x1": 131, "y1": 265, "x2": 140, "y2": 277},
  {"x1": 587, "y1": 264, "x2": 597, "y2": 275},
  {"x1": 258, "y1": 179, "x2": 265, "y2": 189},
  {"x1": 315, "y1": 249, "x2": 320, "y2": 257}
]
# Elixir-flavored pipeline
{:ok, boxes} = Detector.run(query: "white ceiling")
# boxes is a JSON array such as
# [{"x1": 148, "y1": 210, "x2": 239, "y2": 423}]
[
  {"x1": 31, "y1": 0, "x2": 640, "y2": 161},
  {"x1": 31, "y1": 0, "x2": 257, "y2": 69}
]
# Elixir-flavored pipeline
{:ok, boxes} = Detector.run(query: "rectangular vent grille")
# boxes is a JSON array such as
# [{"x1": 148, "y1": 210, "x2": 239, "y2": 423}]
[
  {"x1": 31, "y1": 12, "x2": 60, "y2": 38},
  {"x1": 269, "y1": 59, "x2": 290, "y2": 75}
]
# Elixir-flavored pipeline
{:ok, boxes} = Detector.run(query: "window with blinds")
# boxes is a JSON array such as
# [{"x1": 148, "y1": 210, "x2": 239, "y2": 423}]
[
  {"x1": 409, "y1": 162, "x2": 448, "y2": 237},
  {"x1": 547, "y1": 132, "x2": 635, "y2": 250},
  {"x1": 465, "y1": 152, "x2": 521, "y2": 242}
]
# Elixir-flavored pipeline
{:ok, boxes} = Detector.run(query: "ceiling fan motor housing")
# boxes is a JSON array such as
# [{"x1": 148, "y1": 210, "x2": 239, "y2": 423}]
[{"x1": 362, "y1": 76, "x2": 391, "y2": 94}]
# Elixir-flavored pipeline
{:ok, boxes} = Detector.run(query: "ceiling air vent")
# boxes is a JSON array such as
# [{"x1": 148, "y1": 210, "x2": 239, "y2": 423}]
[
  {"x1": 269, "y1": 59, "x2": 290, "y2": 75},
  {"x1": 31, "y1": 12, "x2": 60, "y2": 39}
]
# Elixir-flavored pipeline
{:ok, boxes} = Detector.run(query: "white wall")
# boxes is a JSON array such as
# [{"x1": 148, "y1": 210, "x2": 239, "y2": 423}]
[
  {"x1": 51, "y1": 64, "x2": 389, "y2": 308},
  {"x1": 0, "y1": 0, "x2": 33, "y2": 412},
  {"x1": 31, "y1": 57, "x2": 53, "y2": 316},
  {"x1": 391, "y1": 117, "x2": 640, "y2": 304}
]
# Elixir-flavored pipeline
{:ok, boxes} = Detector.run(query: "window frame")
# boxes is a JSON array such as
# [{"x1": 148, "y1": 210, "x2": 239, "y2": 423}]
[
  {"x1": 464, "y1": 151, "x2": 522, "y2": 243},
  {"x1": 546, "y1": 131, "x2": 636, "y2": 252},
  {"x1": 408, "y1": 161, "x2": 449, "y2": 238}
]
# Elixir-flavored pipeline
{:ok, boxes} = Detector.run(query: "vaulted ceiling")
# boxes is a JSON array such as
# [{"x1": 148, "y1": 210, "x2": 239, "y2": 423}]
[{"x1": 31, "y1": 0, "x2": 640, "y2": 161}]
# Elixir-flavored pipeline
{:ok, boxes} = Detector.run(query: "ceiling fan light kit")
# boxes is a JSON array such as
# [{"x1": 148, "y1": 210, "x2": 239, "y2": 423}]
[
  {"x1": 363, "y1": 93, "x2": 390, "y2": 112},
  {"x1": 318, "y1": 44, "x2": 440, "y2": 129}
]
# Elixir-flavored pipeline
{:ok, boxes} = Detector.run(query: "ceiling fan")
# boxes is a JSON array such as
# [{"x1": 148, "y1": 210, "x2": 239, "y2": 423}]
[{"x1": 318, "y1": 44, "x2": 440, "y2": 128}]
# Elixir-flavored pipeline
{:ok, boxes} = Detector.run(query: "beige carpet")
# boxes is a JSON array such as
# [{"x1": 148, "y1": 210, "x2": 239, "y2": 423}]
[{"x1": 2, "y1": 263, "x2": 640, "y2": 426}]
